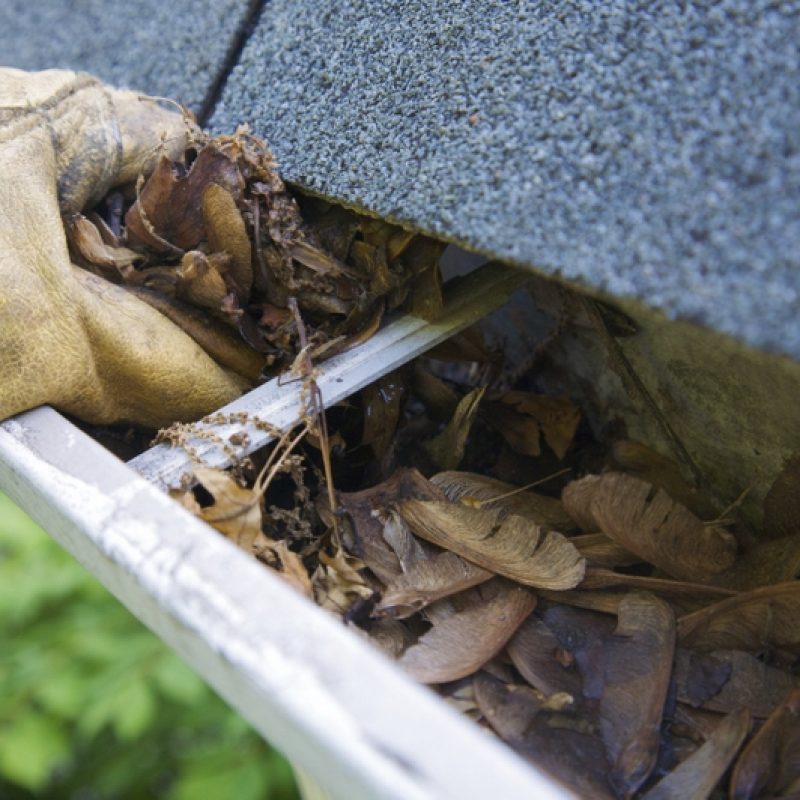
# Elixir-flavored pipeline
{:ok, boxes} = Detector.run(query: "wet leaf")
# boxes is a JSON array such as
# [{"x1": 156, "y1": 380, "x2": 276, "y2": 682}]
[
  {"x1": 562, "y1": 472, "x2": 737, "y2": 582},
  {"x1": 423, "y1": 387, "x2": 485, "y2": 471},
  {"x1": 488, "y1": 391, "x2": 580, "y2": 459},
  {"x1": 641, "y1": 708, "x2": 750, "y2": 800},
  {"x1": 763, "y1": 453, "x2": 800, "y2": 540},
  {"x1": 677, "y1": 582, "x2": 800, "y2": 653},
  {"x1": 431, "y1": 470, "x2": 576, "y2": 531},
  {"x1": 398, "y1": 499, "x2": 586, "y2": 590},
  {"x1": 375, "y1": 550, "x2": 492, "y2": 618},
  {"x1": 597, "y1": 592, "x2": 676, "y2": 797},
  {"x1": 730, "y1": 688, "x2": 800, "y2": 800},
  {"x1": 396, "y1": 579, "x2": 536, "y2": 683},
  {"x1": 674, "y1": 649, "x2": 799, "y2": 718},
  {"x1": 192, "y1": 467, "x2": 265, "y2": 552}
]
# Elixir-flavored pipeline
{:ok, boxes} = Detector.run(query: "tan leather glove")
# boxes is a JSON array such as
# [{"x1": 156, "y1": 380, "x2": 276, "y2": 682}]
[{"x1": 0, "y1": 68, "x2": 250, "y2": 428}]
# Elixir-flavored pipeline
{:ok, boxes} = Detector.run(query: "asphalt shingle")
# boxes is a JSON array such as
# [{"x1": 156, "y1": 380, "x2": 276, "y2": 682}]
[{"x1": 211, "y1": 0, "x2": 800, "y2": 359}]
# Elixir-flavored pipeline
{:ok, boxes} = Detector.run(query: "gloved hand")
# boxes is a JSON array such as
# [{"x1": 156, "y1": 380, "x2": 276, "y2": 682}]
[{"x1": 0, "y1": 68, "x2": 251, "y2": 428}]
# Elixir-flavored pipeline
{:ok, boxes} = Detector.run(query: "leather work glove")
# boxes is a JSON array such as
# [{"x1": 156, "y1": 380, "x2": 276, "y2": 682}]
[{"x1": 0, "y1": 68, "x2": 251, "y2": 428}]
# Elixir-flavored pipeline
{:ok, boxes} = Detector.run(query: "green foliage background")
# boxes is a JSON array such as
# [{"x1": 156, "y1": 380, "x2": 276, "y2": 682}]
[{"x1": 0, "y1": 492, "x2": 299, "y2": 799}]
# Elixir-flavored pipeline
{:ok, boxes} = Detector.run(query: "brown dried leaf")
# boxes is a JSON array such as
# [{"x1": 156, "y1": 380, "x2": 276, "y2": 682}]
[
  {"x1": 598, "y1": 592, "x2": 676, "y2": 797},
  {"x1": 312, "y1": 546, "x2": 373, "y2": 615},
  {"x1": 507, "y1": 615, "x2": 583, "y2": 699},
  {"x1": 338, "y1": 469, "x2": 447, "y2": 584},
  {"x1": 375, "y1": 550, "x2": 492, "y2": 618},
  {"x1": 677, "y1": 582, "x2": 800, "y2": 653},
  {"x1": 674, "y1": 648, "x2": 800, "y2": 719},
  {"x1": 710, "y1": 533, "x2": 800, "y2": 590},
  {"x1": 398, "y1": 499, "x2": 586, "y2": 590},
  {"x1": 125, "y1": 145, "x2": 242, "y2": 254},
  {"x1": 490, "y1": 391, "x2": 581, "y2": 459},
  {"x1": 580, "y1": 568, "x2": 738, "y2": 600},
  {"x1": 175, "y1": 250, "x2": 230, "y2": 310},
  {"x1": 423, "y1": 387, "x2": 485, "y2": 471},
  {"x1": 411, "y1": 363, "x2": 460, "y2": 421},
  {"x1": 202, "y1": 183, "x2": 252, "y2": 299},
  {"x1": 763, "y1": 453, "x2": 800, "y2": 539},
  {"x1": 69, "y1": 213, "x2": 141, "y2": 272},
  {"x1": 571, "y1": 533, "x2": 641, "y2": 567},
  {"x1": 563, "y1": 472, "x2": 737, "y2": 581},
  {"x1": 730, "y1": 688, "x2": 800, "y2": 800},
  {"x1": 361, "y1": 371, "x2": 406, "y2": 459},
  {"x1": 365, "y1": 618, "x2": 416, "y2": 659},
  {"x1": 609, "y1": 439, "x2": 718, "y2": 520},
  {"x1": 255, "y1": 538, "x2": 313, "y2": 599},
  {"x1": 192, "y1": 467, "x2": 265, "y2": 552},
  {"x1": 474, "y1": 672, "x2": 614, "y2": 799},
  {"x1": 431, "y1": 470, "x2": 576, "y2": 531},
  {"x1": 397, "y1": 579, "x2": 536, "y2": 683},
  {"x1": 641, "y1": 708, "x2": 750, "y2": 800}
]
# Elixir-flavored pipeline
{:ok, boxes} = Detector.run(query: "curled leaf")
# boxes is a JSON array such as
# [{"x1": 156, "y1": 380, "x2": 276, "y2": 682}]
[
  {"x1": 192, "y1": 467, "x2": 264, "y2": 552},
  {"x1": 398, "y1": 499, "x2": 586, "y2": 590},
  {"x1": 397, "y1": 580, "x2": 536, "y2": 683},
  {"x1": 375, "y1": 550, "x2": 492, "y2": 618},
  {"x1": 562, "y1": 472, "x2": 737, "y2": 582}
]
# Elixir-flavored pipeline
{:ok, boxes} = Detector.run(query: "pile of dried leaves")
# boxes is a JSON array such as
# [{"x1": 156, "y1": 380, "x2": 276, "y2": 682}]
[
  {"x1": 89, "y1": 118, "x2": 800, "y2": 799},
  {"x1": 167, "y1": 326, "x2": 800, "y2": 799},
  {"x1": 68, "y1": 125, "x2": 444, "y2": 381}
]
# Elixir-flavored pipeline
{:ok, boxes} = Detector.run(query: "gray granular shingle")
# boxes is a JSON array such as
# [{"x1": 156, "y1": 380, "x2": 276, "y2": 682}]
[
  {"x1": 211, "y1": 0, "x2": 800, "y2": 359},
  {"x1": 0, "y1": 0, "x2": 254, "y2": 112}
]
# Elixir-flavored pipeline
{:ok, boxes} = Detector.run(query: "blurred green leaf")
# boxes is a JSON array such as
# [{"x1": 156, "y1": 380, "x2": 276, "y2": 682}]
[
  {"x1": 0, "y1": 493, "x2": 299, "y2": 798},
  {"x1": 0, "y1": 715, "x2": 70, "y2": 791}
]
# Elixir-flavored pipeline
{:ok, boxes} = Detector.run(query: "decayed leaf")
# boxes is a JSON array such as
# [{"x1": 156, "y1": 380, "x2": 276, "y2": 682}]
[
  {"x1": 674, "y1": 649, "x2": 800, "y2": 718},
  {"x1": 640, "y1": 708, "x2": 750, "y2": 800},
  {"x1": 398, "y1": 499, "x2": 585, "y2": 590},
  {"x1": 730, "y1": 688, "x2": 800, "y2": 800},
  {"x1": 474, "y1": 672, "x2": 614, "y2": 799},
  {"x1": 431, "y1": 470, "x2": 576, "y2": 531},
  {"x1": 192, "y1": 467, "x2": 265, "y2": 552},
  {"x1": 563, "y1": 472, "x2": 737, "y2": 582},
  {"x1": 423, "y1": 387, "x2": 485, "y2": 471},
  {"x1": 312, "y1": 546, "x2": 373, "y2": 615},
  {"x1": 488, "y1": 391, "x2": 580, "y2": 459},
  {"x1": 507, "y1": 615, "x2": 583, "y2": 700},
  {"x1": 375, "y1": 550, "x2": 492, "y2": 618},
  {"x1": 677, "y1": 582, "x2": 800, "y2": 653},
  {"x1": 597, "y1": 592, "x2": 676, "y2": 797},
  {"x1": 255, "y1": 538, "x2": 313, "y2": 598},
  {"x1": 763, "y1": 452, "x2": 800, "y2": 540},
  {"x1": 396, "y1": 579, "x2": 536, "y2": 683}
]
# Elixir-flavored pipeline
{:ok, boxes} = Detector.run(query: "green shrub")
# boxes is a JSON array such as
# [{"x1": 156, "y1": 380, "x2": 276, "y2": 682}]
[{"x1": 0, "y1": 493, "x2": 298, "y2": 799}]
